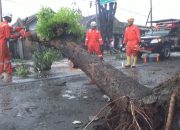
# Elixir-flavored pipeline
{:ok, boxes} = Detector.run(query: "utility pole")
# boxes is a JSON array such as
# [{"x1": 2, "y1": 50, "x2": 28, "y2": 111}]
[
  {"x1": 0, "y1": 0, "x2": 2, "y2": 22},
  {"x1": 145, "y1": 0, "x2": 153, "y2": 27},
  {"x1": 89, "y1": 0, "x2": 99, "y2": 29},
  {"x1": 95, "y1": 0, "x2": 99, "y2": 29},
  {"x1": 150, "y1": 0, "x2": 152, "y2": 27}
]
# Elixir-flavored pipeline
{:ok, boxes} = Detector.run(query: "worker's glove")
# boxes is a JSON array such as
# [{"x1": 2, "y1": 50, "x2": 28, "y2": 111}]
[{"x1": 120, "y1": 43, "x2": 126, "y2": 52}]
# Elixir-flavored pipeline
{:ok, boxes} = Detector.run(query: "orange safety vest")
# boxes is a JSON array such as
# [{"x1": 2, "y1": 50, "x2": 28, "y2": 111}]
[
  {"x1": 0, "y1": 21, "x2": 10, "y2": 43},
  {"x1": 85, "y1": 29, "x2": 103, "y2": 46},
  {"x1": 0, "y1": 21, "x2": 12, "y2": 75},
  {"x1": 123, "y1": 25, "x2": 140, "y2": 47},
  {"x1": 85, "y1": 29, "x2": 103, "y2": 58}
]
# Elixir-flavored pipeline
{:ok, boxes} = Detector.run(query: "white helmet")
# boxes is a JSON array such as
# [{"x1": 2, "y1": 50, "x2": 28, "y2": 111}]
[
  {"x1": 90, "y1": 21, "x2": 97, "y2": 27},
  {"x1": 3, "y1": 12, "x2": 12, "y2": 18}
]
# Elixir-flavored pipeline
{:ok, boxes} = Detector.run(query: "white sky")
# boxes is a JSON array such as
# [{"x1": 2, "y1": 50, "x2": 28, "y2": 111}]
[{"x1": 2, "y1": 0, "x2": 180, "y2": 26}]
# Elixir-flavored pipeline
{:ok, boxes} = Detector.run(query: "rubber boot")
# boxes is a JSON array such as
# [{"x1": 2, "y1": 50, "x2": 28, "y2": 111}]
[
  {"x1": 132, "y1": 56, "x2": 137, "y2": 68},
  {"x1": 125, "y1": 56, "x2": 131, "y2": 68}
]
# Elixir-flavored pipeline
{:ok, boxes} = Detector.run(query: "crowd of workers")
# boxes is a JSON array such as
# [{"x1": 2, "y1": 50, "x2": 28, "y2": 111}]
[{"x1": 85, "y1": 17, "x2": 140, "y2": 68}]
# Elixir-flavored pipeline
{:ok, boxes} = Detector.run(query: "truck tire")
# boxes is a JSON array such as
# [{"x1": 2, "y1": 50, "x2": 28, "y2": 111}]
[{"x1": 161, "y1": 45, "x2": 171, "y2": 59}]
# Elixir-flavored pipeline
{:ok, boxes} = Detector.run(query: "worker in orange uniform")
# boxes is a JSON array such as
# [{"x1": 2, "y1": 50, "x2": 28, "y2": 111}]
[
  {"x1": 85, "y1": 21, "x2": 104, "y2": 60},
  {"x1": 123, "y1": 18, "x2": 141, "y2": 68},
  {"x1": 84, "y1": 21, "x2": 103, "y2": 85},
  {"x1": 0, "y1": 13, "x2": 15, "y2": 82}
]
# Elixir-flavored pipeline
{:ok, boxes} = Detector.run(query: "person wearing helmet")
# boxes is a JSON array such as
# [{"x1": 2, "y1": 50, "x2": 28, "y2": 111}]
[
  {"x1": 85, "y1": 21, "x2": 104, "y2": 60},
  {"x1": 84, "y1": 21, "x2": 104, "y2": 84},
  {"x1": 0, "y1": 13, "x2": 13, "y2": 82},
  {"x1": 2, "y1": 13, "x2": 12, "y2": 23},
  {"x1": 123, "y1": 17, "x2": 141, "y2": 68}
]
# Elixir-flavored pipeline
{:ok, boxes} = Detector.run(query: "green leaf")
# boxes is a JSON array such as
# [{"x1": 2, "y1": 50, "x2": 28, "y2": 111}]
[{"x1": 36, "y1": 7, "x2": 84, "y2": 40}]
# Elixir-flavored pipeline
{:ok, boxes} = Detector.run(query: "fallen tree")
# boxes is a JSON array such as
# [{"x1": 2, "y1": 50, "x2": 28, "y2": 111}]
[
  {"x1": 28, "y1": 7, "x2": 180, "y2": 130},
  {"x1": 51, "y1": 37, "x2": 180, "y2": 130},
  {"x1": 51, "y1": 37, "x2": 150, "y2": 99},
  {"x1": 29, "y1": 34, "x2": 180, "y2": 130}
]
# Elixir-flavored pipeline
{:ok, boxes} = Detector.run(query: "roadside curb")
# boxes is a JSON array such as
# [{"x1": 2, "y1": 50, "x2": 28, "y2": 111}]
[{"x1": 0, "y1": 73, "x2": 87, "y2": 87}]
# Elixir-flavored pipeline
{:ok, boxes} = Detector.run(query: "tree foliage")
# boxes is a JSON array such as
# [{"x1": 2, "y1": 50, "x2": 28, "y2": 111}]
[
  {"x1": 15, "y1": 64, "x2": 30, "y2": 77},
  {"x1": 36, "y1": 7, "x2": 84, "y2": 40},
  {"x1": 32, "y1": 46, "x2": 62, "y2": 72}
]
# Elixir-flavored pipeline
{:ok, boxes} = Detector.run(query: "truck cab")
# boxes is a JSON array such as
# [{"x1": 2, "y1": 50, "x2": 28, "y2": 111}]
[{"x1": 140, "y1": 19, "x2": 180, "y2": 58}]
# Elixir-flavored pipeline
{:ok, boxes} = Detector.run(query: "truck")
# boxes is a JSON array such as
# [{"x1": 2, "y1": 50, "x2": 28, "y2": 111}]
[{"x1": 140, "y1": 19, "x2": 180, "y2": 58}]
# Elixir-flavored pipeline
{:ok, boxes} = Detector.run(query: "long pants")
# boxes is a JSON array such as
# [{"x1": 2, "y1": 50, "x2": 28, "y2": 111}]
[
  {"x1": 126, "y1": 45, "x2": 138, "y2": 56},
  {"x1": 88, "y1": 43, "x2": 103, "y2": 58},
  {"x1": 0, "y1": 42, "x2": 12, "y2": 75}
]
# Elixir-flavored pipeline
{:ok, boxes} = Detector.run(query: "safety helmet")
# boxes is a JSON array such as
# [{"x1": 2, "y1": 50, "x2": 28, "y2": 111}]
[
  {"x1": 90, "y1": 21, "x2": 97, "y2": 27},
  {"x1": 127, "y1": 17, "x2": 134, "y2": 22},
  {"x1": 3, "y1": 12, "x2": 12, "y2": 18},
  {"x1": 2, "y1": 12, "x2": 12, "y2": 23}
]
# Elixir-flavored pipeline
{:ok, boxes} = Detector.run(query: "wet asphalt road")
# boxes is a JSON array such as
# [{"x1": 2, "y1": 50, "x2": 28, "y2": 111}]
[
  {"x1": 0, "y1": 75, "x2": 107, "y2": 130},
  {"x1": 106, "y1": 52, "x2": 180, "y2": 88},
  {"x1": 0, "y1": 52, "x2": 179, "y2": 130}
]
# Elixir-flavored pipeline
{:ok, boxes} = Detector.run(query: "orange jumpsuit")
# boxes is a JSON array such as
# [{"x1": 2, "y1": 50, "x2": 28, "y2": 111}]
[
  {"x1": 10, "y1": 26, "x2": 30, "y2": 39},
  {"x1": 85, "y1": 29, "x2": 103, "y2": 58},
  {"x1": 0, "y1": 21, "x2": 12, "y2": 75},
  {"x1": 123, "y1": 25, "x2": 140, "y2": 56}
]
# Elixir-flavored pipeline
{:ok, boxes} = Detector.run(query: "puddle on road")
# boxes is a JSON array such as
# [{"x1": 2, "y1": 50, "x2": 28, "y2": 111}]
[
  {"x1": 62, "y1": 94, "x2": 76, "y2": 99},
  {"x1": 61, "y1": 80, "x2": 89, "y2": 100}
]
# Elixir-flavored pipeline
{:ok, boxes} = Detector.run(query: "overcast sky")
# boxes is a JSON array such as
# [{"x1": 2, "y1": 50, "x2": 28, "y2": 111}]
[{"x1": 2, "y1": 0, "x2": 180, "y2": 26}]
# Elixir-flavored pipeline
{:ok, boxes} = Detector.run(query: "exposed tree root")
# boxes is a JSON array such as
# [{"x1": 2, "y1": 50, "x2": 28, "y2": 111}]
[
  {"x1": 102, "y1": 85, "x2": 180, "y2": 130},
  {"x1": 83, "y1": 96, "x2": 155, "y2": 130},
  {"x1": 164, "y1": 86, "x2": 179, "y2": 130},
  {"x1": 82, "y1": 96, "x2": 127, "y2": 130}
]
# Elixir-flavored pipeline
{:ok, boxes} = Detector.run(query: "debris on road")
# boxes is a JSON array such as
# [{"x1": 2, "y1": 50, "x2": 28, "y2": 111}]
[{"x1": 72, "y1": 120, "x2": 82, "y2": 125}]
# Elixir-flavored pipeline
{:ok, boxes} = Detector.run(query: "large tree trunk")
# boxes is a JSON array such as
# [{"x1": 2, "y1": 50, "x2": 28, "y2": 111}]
[
  {"x1": 29, "y1": 34, "x2": 180, "y2": 130},
  {"x1": 50, "y1": 37, "x2": 150, "y2": 100},
  {"x1": 49, "y1": 37, "x2": 180, "y2": 130}
]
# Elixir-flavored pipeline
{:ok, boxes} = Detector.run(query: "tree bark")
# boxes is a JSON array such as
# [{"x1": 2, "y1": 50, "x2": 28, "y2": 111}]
[{"x1": 50, "y1": 37, "x2": 150, "y2": 100}]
